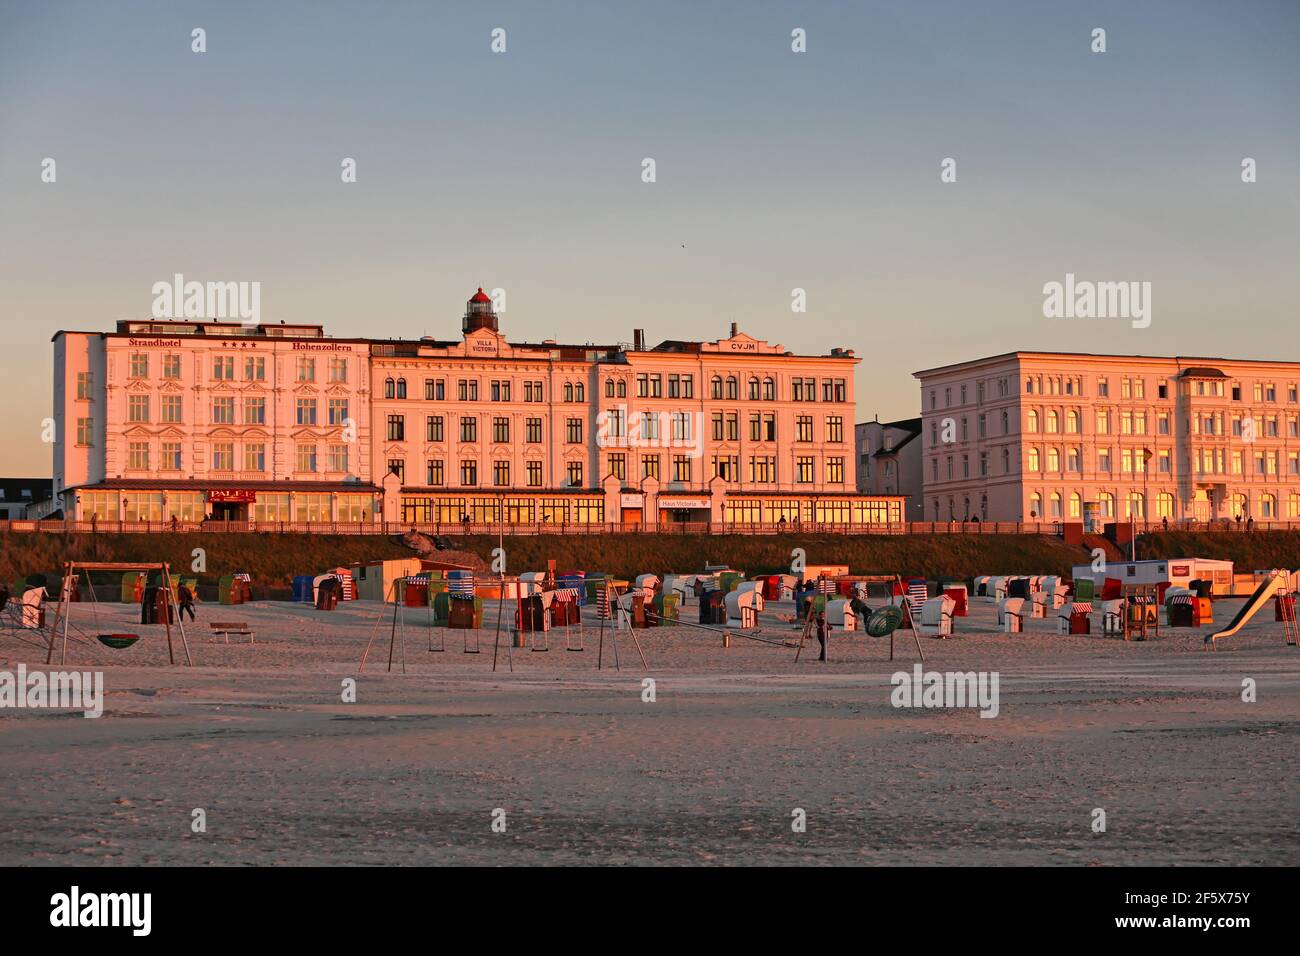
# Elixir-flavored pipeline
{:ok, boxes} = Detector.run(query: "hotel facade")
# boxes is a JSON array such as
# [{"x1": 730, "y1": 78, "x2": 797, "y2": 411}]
[
  {"x1": 51, "y1": 289, "x2": 903, "y2": 530},
  {"x1": 913, "y1": 351, "x2": 1300, "y2": 525}
]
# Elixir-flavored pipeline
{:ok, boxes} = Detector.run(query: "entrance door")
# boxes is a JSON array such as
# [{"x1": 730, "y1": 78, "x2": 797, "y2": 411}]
[
  {"x1": 1192, "y1": 490, "x2": 1210, "y2": 522},
  {"x1": 621, "y1": 507, "x2": 642, "y2": 529},
  {"x1": 212, "y1": 502, "x2": 247, "y2": 521}
]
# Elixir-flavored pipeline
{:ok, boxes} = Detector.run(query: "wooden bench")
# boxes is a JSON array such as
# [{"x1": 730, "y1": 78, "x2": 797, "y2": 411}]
[{"x1": 209, "y1": 621, "x2": 255, "y2": 644}]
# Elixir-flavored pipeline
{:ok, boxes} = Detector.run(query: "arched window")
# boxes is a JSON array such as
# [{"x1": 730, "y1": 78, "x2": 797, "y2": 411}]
[
  {"x1": 1049, "y1": 492, "x2": 1063, "y2": 518},
  {"x1": 763, "y1": 377, "x2": 776, "y2": 400},
  {"x1": 1027, "y1": 409, "x2": 1039, "y2": 433},
  {"x1": 616, "y1": 380, "x2": 626, "y2": 398},
  {"x1": 1231, "y1": 492, "x2": 1247, "y2": 517},
  {"x1": 1098, "y1": 492, "x2": 1115, "y2": 517},
  {"x1": 1027, "y1": 448, "x2": 1040, "y2": 472},
  {"x1": 1128, "y1": 492, "x2": 1145, "y2": 519},
  {"x1": 711, "y1": 376, "x2": 723, "y2": 399},
  {"x1": 1156, "y1": 492, "x2": 1175, "y2": 518},
  {"x1": 564, "y1": 383, "x2": 574, "y2": 402},
  {"x1": 1025, "y1": 378, "x2": 1034, "y2": 394},
  {"x1": 1068, "y1": 446, "x2": 1081, "y2": 471},
  {"x1": 1069, "y1": 492, "x2": 1082, "y2": 518},
  {"x1": 384, "y1": 377, "x2": 395, "y2": 399},
  {"x1": 605, "y1": 378, "x2": 615, "y2": 398},
  {"x1": 575, "y1": 383, "x2": 584, "y2": 402},
  {"x1": 1047, "y1": 447, "x2": 1060, "y2": 471},
  {"x1": 1287, "y1": 492, "x2": 1300, "y2": 518},
  {"x1": 980, "y1": 494, "x2": 988, "y2": 520},
  {"x1": 1260, "y1": 493, "x2": 1276, "y2": 518},
  {"x1": 396, "y1": 378, "x2": 407, "y2": 399},
  {"x1": 1029, "y1": 492, "x2": 1042, "y2": 519},
  {"x1": 1046, "y1": 410, "x2": 1059, "y2": 433},
  {"x1": 1067, "y1": 410, "x2": 1079, "y2": 433},
  {"x1": 748, "y1": 377, "x2": 760, "y2": 400},
  {"x1": 725, "y1": 376, "x2": 739, "y2": 400}
]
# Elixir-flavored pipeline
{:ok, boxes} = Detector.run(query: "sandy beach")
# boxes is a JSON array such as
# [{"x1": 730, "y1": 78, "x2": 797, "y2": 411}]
[{"x1": 2, "y1": 595, "x2": 1296, "y2": 866}]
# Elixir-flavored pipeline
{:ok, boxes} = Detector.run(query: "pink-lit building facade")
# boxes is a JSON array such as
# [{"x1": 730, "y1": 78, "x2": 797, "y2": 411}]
[
  {"x1": 52, "y1": 291, "x2": 904, "y2": 529},
  {"x1": 53, "y1": 320, "x2": 378, "y2": 524},
  {"x1": 913, "y1": 351, "x2": 1300, "y2": 525},
  {"x1": 372, "y1": 290, "x2": 901, "y2": 529}
]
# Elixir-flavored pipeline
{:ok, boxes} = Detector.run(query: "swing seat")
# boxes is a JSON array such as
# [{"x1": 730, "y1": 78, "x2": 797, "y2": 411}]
[
  {"x1": 865, "y1": 606, "x2": 903, "y2": 638},
  {"x1": 97, "y1": 633, "x2": 141, "y2": 649}
]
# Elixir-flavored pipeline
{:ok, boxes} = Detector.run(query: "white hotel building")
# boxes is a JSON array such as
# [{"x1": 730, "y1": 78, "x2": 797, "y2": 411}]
[{"x1": 913, "y1": 351, "x2": 1300, "y2": 525}]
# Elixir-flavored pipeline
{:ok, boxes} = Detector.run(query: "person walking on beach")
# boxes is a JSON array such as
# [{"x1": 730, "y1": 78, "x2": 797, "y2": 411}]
[
  {"x1": 816, "y1": 610, "x2": 830, "y2": 661},
  {"x1": 177, "y1": 582, "x2": 196, "y2": 622}
]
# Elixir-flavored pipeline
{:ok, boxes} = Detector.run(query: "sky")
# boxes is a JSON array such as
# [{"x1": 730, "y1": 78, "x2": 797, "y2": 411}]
[{"x1": 1, "y1": 0, "x2": 1297, "y2": 474}]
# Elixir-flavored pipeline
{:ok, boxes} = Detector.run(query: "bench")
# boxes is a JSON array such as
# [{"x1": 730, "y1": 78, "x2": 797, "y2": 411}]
[{"x1": 209, "y1": 621, "x2": 255, "y2": 645}]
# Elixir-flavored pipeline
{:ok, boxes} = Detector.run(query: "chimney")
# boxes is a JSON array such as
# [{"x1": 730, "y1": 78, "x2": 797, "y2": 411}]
[
  {"x1": 633, "y1": 329, "x2": 644, "y2": 351},
  {"x1": 730, "y1": 322, "x2": 738, "y2": 338}
]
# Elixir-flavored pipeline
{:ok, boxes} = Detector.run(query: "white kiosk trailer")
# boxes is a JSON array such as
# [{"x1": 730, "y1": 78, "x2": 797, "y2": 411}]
[{"x1": 1071, "y1": 558, "x2": 1235, "y2": 595}]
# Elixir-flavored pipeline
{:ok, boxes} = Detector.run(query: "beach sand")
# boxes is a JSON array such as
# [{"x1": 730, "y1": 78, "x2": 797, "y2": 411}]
[{"x1": 1, "y1": 594, "x2": 1296, "y2": 866}]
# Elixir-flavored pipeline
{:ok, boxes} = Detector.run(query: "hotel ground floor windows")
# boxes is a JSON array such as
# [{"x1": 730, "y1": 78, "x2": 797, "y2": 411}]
[
  {"x1": 254, "y1": 493, "x2": 291, "y2": 523},
  {"x1": 122, "y1": 492, "x2": 165, "y2": 523},
  {"x1": 79, "y1": 491, "x2": 119, "y2": 520},
  {"x1": 337, "y1": 494, "x2": 373, "y2": 522},
  {"x1": 169, "y1": 492, "x2": 205, "y2": 521}
]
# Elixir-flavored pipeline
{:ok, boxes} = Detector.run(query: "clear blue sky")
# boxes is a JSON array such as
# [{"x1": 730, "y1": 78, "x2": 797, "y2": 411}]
[{"x1": 1, "y1": 0, "x2": 1297, "y2": 473}]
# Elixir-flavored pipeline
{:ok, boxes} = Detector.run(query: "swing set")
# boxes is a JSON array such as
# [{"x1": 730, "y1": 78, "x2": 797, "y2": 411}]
[{"x1": 46, "y1": 561, "x2": 193, "y2": 667}]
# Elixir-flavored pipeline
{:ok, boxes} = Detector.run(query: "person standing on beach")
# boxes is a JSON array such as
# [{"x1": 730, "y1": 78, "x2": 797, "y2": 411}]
[{"x1": 177, "y1": 582, "x2": 196, "y2": 622}]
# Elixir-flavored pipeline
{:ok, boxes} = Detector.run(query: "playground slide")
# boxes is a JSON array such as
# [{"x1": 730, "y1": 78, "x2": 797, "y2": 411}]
[{"x1": 1205, "y1": 576, "x2": 1282, "y2": 645}]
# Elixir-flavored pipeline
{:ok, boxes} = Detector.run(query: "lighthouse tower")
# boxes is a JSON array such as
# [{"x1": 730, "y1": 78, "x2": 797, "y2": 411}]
[{"x1": 463, "y1": 287, "x2": 498, "y2": 334}]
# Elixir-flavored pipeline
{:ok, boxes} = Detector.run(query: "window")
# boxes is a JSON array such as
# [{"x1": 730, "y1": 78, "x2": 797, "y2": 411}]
[
  {"x1": 762, "y1": 378, "x2": 775, "y2": 401},
  {"x1": 1098, "y1": 448, "x2": 1111, "y2": 472},
  {"x1": 1047, "y1": 447, "x2": 1060, "y2": 471},
  {"x1": 76, "y1": 417, "x2": 93, "y2": 445},
  {"x1": 426, "y1": 459, "x2": 445, "y2": 486},
  {"x1": 671, "y1": 413, "x2": 692, "y2": 442},
  {"x1": 211, "y1": 397, "x2": 234, "y2": 424},
  {"x1": 566, "y1": 461, "x2": 583, "y2": 487},
  {"x1": 76, "y1": 371, "x2": 93, "y2": 400},
  {"x1": 387, "y1": 414, "x2": 405, "y2": 441},
  {"x1": 161, "y1": 442, "x2": 182, "y2": 470},
  {"x1": 426, "y1": 378, "x2": 445, "y2": 401},
  {"x1": 295, "y1": 398, "x2": 317, "y2": 426},
  {"x1": 826, "y1": 416, "x2": 844, "y2": 443},
  {"x1": 1066, "y1": 410, "x2": 1079, "y2": 434},
  {"x1": 826, "y1": 457, "x2": 845, "y2": 483},
  {"x1": 128, "y1": 441, "x2": 149, "y2": 470},
  {"x1": 328, "y1": 444, "x2": 349, "y2": 472},
  {"x1": 672, "y1": 456, "x2": 692, "y2": 482},
  {"x1": 526, "y1": 461, "x2": 542, "y2": 487},
  {"x1": 297, "y1": 444, "x2": 318, "y2": 473},
  {"x1": 243, "y1": 397, "x2": 265, "y2": 425},
  {"x1": 1046, "y1": 410, "x2": 1059, "y2": 433},
  {"x1": 212, "y1": 442, "x2": 234, "y2": 471},
  {"x1": 129, "y1": 354, "x2": 149, "y2": 378},
  {"x1": 160, "y1": 395, "x2": 183, "y2": 423},
  {"x1": 490, "y1": 380, "x2": 510, "y2": 402},
  {"x1": 566, "y1": 418, "x2": 582, "y2": 443},
  {"x1": 526, "y1": 417, "x2": 542, "y2": 443},
  {"x1": 426, "y1": 415, "x2": 444, "y2": 442},
  {"x1": 460, "y1": 417, "x2": 478, "y2": 443},
  {"x1": 1068, "y1": 447, "x2": 1081, "y2": 471},
  {"x1": 328, "y1": 357, "x2": 347, "y2": 383},
  {"x1": 748, "y1": 377, "x2": 760, "y2": 401},
  {"x1": 296, "y1": 357, "x2": 316, "y2": 382},
  {"x1": 1027, "y1": 409, "x2": 1039, "y2": 432},
  {"x1": 328, "y1": 399, "x2": 349, "y2": 426},
  {"x1": 244, "y1": 443, "x2": 265, "y2": 472},
  {"x1": 608, "y1": 453, "x2": 627, "y2": 481},
  {"x1": 725, "y1": 377, "x2": 738, "y2": 400},
  {"x1": 162, "y1": 354, "x2": 181, "y2": 379},
  {"x1": 458, "y1": 379, "x2": 478, "y2": 401},
  {"x1": 796, "y1": 416, "x2": 813, "y2": 442},
  {"x1": 642, "y1": 454, "x2": 660, "y2": 480},
  {"x1": 492, "y1": 417, "x2": 510, "y2": 443},
  {"x1": 1097, "y1": 377, "x2": 1108, "y2": 397},
  {"x1": 387, "y1": 458, "x2": 404, "y2": 482},
  {"x1": 384, "y1": 378, "x2": 395, "y2": 399},
  {"x1": 128, "y1": 395, "x2": 150, "y2": 423},
  {"x1": 795, "y1": 456, "x2": 815, "y2": 484},
  {"x1": 493, "y1": 460, "x2": 510, "y2": 486},
  {"x1": 244, "y1": 356, "x2": 265, "y2": 381},
  {"x1": 396, "y1": 378, "x2": 407, "y2": 399},
  {"x1": 1027, "y1": 448, "x2": 1040, "y2": 472}
]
